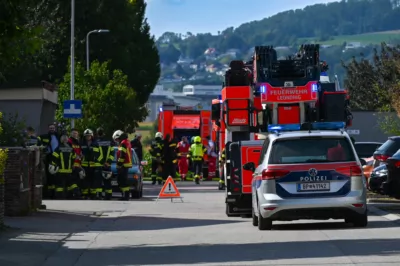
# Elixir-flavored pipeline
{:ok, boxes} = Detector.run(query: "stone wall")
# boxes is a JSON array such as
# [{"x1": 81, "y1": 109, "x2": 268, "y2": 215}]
[{"x1": 1, "y1": 147, "x2": 44, "y2": 217}]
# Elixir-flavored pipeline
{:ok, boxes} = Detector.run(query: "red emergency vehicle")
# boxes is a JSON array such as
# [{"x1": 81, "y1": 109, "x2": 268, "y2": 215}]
[
  {"x1": 212, "y1": 44, "x2": 354, "y2": 217},
  {"x1": 157, "y1": 102, "x2": 216, "y2": 180}
]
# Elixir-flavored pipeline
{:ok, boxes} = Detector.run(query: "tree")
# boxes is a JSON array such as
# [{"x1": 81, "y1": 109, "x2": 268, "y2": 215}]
[
  {"x1": 56, "y1": 60, "x2": 147, "y2": 136},
  {"x1": 159, "y1": 44, "x2": 181, "y2": 64}
]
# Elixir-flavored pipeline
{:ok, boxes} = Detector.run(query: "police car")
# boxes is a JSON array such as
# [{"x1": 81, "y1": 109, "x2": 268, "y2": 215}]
[{"x1": 243, "y1": 122, "x2": 367, "y2": 230}]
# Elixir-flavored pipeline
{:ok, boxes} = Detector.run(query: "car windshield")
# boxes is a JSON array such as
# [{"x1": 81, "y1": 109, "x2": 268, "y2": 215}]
[
  {"x1": 376, "y1": 139, "x2": 400, "y2": 154},
  {"x1": 112, "y1": 148, "x2": 138, "y2": 165},
  {"x1": 354, "y1": 143, "x2": 381, "y2": 158},
  {"x1": 269, "y1": 137, "x2": 356, "y2": 164}
]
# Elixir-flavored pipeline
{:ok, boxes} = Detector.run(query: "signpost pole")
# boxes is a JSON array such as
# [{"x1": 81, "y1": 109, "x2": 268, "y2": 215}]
[{"x1": 70, "y1": 0, "x2": 75, "y2": 129}]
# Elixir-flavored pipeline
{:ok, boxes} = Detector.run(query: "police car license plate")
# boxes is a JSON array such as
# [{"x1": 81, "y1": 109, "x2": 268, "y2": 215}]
[
  {"x1": 111, "y1": 180, "x2": 118, "y2": 186},
  {"x1": 297, "y1": 182, "x2": 330, "y2": 192}
]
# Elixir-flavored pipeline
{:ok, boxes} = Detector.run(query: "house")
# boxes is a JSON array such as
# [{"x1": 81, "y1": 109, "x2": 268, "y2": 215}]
[{"x1": 205, "y1": 64, "x2": 217, "y2": 73}]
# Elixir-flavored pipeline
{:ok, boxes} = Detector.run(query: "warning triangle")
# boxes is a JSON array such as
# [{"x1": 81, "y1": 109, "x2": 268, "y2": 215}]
[{"x1": 158, "y1": 176, "x2": 181, "y2": 198}]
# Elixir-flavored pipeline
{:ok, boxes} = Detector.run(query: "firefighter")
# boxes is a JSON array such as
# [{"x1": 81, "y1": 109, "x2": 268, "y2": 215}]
[
  {"x1": 37, "y1": 123, "x2": 60, "y2": 199},
  {"x1": 176, "y1": 136, "x2": 190, "y2": 181},
  {"x1": 187, "y1": 136, "x2": 207, "y2": 184},
  {"x1": 218, "y1": 147, "x2": 226, "y2": 190},
  {"x1": 112, "y1": 130, "x2": 132, "y2": 201},
  {"x1": 162, "y1": 133, "x2": 178, "y2": 182},
  {"x1": 131, "y1": 133, "x2": 143, "y2": 162},
  {"x1": 96, "y1": 127, "x2": 114, "y2": 200},
  {"x1": 149, "y1": 132, "x2": 164, "y2": 185},
  {"x1": 80, "y1": 129, "x2": 102, "y2": 199},
  {"x1": 68, "y1": 128, "x2": 82, "y2": 198},
  {"x1": 49, "y1": 134, "x2": 84, "y2": 199}
]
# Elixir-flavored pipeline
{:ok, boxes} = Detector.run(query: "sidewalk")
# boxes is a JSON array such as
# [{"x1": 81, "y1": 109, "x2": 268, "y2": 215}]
[{"x1": 0, "y1": 200, "x2": 128, "y2": 266}]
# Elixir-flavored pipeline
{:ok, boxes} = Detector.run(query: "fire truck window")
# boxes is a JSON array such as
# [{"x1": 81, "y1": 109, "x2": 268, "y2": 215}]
[{"x1": 268, "y1": 137, "x2": 355, "y2": 164}]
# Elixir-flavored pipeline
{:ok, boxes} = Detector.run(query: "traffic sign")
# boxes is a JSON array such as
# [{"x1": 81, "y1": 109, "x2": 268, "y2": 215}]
[
  {"x1": 156, "y1": 176, "x2": 183, "y2": 202},
  {"x1": 63, "y1": 100, "x2": 82, "y2": 118}
]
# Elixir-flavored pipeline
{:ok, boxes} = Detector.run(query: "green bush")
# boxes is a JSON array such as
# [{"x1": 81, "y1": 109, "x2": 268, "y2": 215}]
[{"x1": 0, "y1": 112, "x2": 27, "y2": 147}]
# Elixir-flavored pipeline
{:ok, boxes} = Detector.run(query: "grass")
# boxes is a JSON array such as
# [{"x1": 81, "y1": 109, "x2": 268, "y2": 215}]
[{"x1": 299, "y1": 30, "x2": 400, "y2": 45}]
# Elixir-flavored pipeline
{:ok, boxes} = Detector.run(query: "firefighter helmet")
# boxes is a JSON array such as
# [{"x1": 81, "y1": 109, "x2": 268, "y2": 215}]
[
  {"x1": 112, "y1": 130, "x2": 124, "y2": 141},
  {"x1": 194, "y1": 136, "x2": 201, "y2": 143},
  {"x1": 155, "y1": 132, "x2": 163, "y2": 139},
  {"x1": 84, "y1": 129, "x2": 93, "y2": 136}
]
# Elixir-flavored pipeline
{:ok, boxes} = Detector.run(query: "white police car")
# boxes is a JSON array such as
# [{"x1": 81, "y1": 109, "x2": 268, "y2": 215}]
[{"x1": 243, "y1": 122, "x2": 367, "y2": 230}]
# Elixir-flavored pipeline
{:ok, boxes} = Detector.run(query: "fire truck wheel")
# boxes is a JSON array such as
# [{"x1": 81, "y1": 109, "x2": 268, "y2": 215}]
[{"x1": 258, "y1": 205, "x2": 273, "y2": 230}]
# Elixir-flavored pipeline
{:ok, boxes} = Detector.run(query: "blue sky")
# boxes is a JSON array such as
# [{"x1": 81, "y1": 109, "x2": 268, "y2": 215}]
[{"x1": 145, "y1": 0, "x2": 338, "y2": 37}]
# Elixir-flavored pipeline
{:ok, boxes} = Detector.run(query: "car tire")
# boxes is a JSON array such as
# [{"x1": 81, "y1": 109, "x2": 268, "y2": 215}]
[
  {"x1": 139, "y1": 185, "x2": 143, "y2": 198},
  {"x1": 252, "y1": 207, "x2": 258, "y2": 227},
  {"x1": 131, "y1": 189, "x2": 141, "y2": 199},
  {"x1": 258, "y1": 206, "x2": 272, "y2": 230},
  {"x1": 346, "y1": 211, "x2": 368, "y2": 228}
]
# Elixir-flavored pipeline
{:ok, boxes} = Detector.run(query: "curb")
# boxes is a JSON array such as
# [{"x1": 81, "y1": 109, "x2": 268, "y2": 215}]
[
  {"x1": 368, "y1": 199, "x2": 400, "y2": 204},
  {"x1": 368, "y1": 206, "x2": 400, "y2": 223}
]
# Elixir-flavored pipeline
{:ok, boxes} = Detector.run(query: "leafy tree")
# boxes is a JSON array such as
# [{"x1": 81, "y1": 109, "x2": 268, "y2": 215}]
[
  {"x1": 159, "y1": 44, "x2": 181, "y2": 64},
  {"x1": 0, "y1": 113, "x2": 27, "y2": 146},
  {"x1": 56, "y1": 60, "x2": 147, "y2": 136}
]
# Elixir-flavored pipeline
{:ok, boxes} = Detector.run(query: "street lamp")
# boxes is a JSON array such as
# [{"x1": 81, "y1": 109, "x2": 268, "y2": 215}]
[{"x1": 86, "y1": 29, "x2": 110, "y2": 70}]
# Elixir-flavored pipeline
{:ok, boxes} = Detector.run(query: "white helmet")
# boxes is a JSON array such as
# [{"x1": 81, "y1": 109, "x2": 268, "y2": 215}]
[
  {"x1": 113, "y1": 130, "x2": 124, "y2": 141},
  {"x1": 48, "y1": 164, "x2": 59, "y2": 174},
  {"x1": 155, "y1": 132, "x2": 163, "y2": 139},
  {"x1": 102, "y1": 171, "x2": 113, "y2": 179},
  {"x1": 84, "y1": 129, "x2": 93, "y2": 136},
  {"x1": 78, "y1": 168, "x2": 86, "y2": 179}
]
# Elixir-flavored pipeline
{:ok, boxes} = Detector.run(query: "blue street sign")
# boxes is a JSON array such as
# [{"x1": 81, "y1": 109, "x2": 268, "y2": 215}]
[{"x1": 63, "y1": 100, "x2": 82, "y2": 118}]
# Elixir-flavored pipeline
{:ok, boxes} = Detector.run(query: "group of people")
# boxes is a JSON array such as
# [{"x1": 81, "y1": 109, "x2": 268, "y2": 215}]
[
  {"x1": 28, "y1": 124, "x2": 137, "y2": 201},
  {"x1": 149, "y1": 132, "x2": 213, "y2": 185}
]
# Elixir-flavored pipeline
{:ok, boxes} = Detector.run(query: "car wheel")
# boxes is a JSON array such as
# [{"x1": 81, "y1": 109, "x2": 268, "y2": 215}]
[
  {"x1": 131, "y1": 189, "x2": 141, "y2": 199},
  {"x1": 252, "y1": 207, "x2": 258, "y2": 227},
  {"x1": 139, "y1": 185, "x2": 143, "y2": 198},
  {"x1": 346, "y1": 211, "x2": 368, "y2": 228},
  {"x1": 258, "y1": 206, "x2": 272, "y2": 230}
]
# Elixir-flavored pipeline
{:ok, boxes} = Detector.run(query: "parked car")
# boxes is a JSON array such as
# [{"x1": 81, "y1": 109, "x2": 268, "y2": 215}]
[
  {"x1": 354, "y1": 142, "x2": 383, "y2": 159},
  {"x1": 373, "y1": 137, "x2": 400, "y2": 168},
  {"x1": 110, "y1": 147, "x2": 144, "y2": 198},
  {"x1": 382, "y1": 149, "x2": 400, "y2": 198},
  {"x1": 368, "y1": 164, "x2": 387, "y2": 193}
]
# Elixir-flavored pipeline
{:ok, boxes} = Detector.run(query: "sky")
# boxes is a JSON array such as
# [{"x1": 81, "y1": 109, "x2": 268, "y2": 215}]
[{"x1": 145, "y1": 0, "x2": 339, "y2": 38}]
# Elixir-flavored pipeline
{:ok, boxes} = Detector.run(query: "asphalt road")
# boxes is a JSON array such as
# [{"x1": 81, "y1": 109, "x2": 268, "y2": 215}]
[{"x1": 1, "y1": 181, "x2": 400, "y2": 266}]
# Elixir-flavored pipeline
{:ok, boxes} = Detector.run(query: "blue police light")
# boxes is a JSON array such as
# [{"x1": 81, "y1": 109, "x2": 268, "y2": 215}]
[
  {"x1": 312, "y1": 122, "x2": 345, "y2": 130},
  {"x1": 218, "y1": 95, "x2": 222, "y2": 100},
  {"x1": 219, "y1": 100, "x2": 222, "y2": 103},
  {"x1": 159, "y1": 106, "x2": 163, "y2": 112},
  {"x1": 267, "y1": 124, "x2": 301, "y2": 132},
  {"x1": 321, "y1": 72, "x2": 328, "y2": 76},
  {"x1": 311, "y1": 83, "x2": 318, "y2": 92},
  {"x1": 260, "y1": 85, "x2": 266, "y2": 93}
]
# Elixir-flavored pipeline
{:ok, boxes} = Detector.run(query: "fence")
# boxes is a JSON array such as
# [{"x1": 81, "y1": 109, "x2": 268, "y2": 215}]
[{"x1": 0, "y1": 147, "x2": 44, "y2": 226}]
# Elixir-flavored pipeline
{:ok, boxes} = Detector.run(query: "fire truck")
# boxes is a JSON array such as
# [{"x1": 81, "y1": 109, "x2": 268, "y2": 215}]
[
  {"x1": 212, "y1": 44, "x2": 353, "y2": 217},
  {"x1": 157, "y1": 102, "x2": 217, "y2": 180}
]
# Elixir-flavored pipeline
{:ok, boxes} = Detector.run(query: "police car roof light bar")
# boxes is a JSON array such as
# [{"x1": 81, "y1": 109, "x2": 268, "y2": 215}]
[
  {"x1": 267, "y1": 124, "x2": 301, "y2": 132},
  {"x1": 311, "y1": 121, "x2": 346, "y2": 130}
]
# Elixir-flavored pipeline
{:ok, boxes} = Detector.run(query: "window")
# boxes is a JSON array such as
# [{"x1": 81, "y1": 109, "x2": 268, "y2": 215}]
[
  {"x1": 112, "y1": 148, "x2": 138, "y2": 165},
  {"x1": 354, "y1": 143, "x2": 381, "y2": 158},
  {"x1": 376, "y1": 139, "x2": 400, "y2": 154},
  {"x1": 268, "y1": 137, "x2": 356, "y2": 164},
  {"x1": 259, "y1": 138, "x2": 270, "y2": 165}
]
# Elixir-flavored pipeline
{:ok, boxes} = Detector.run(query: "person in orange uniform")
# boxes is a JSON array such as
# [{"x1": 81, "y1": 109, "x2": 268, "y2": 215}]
[
  {"x1": 176, "y1": 136, "x2": 190, "y2": 181},
  {"x1": 112, "y1": 130, "x2": 132, "y2": 201}
]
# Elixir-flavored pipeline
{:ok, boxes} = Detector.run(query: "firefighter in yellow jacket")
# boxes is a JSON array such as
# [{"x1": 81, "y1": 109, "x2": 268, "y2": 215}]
[
  {"x1": 187, "y1": 136, "x2": 207, "y2": 184},
  {"x1": 49, "y1": 134, "x2": 84, "y2": 199},
  {"x1": 218, "y1": 147, "x2": 226, "y2": 190}
]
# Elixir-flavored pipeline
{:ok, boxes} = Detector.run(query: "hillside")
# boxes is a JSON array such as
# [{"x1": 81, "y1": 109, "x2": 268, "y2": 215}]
[{"x1": 155, "y1": 0, "x2": 400, "y2": 89}]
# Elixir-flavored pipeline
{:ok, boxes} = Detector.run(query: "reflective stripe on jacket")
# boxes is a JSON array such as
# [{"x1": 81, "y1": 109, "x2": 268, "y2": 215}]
[{"x1": 51, "y1": 145, "x2": 76, "y2": 173}]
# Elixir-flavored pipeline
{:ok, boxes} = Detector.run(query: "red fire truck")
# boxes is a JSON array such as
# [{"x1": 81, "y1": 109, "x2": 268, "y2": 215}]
[
  {"x1": 157, "y1": 102, "x2": 217, "y2": 180},
  {"x1": 212, "y1": 44, "x2": 353, "y2": 217}
]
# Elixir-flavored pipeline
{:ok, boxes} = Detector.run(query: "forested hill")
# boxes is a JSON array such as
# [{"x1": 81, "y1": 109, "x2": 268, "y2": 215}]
[{"x1": 156, "y1": 0, "x2": 400, "y2": 61}]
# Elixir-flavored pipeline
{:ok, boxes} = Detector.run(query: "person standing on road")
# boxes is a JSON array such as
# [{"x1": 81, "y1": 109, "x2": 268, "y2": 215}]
[
  {"x1": 149, "y1": 132, "x2": 164, "y2": 185},
  {"x1": 80, "y1": 129, "x2": 102, "y2": 200},
  {"x1": 68, "y1": 128, "x2": 82, "y2": 198},
  {"x1": 176, "y1": 136, "x2": 190, "y2": 181},
  {"x1": 113, "y1": 130, "x2": 132, "y2": 201},
  {"x1": 25, "y1": 126, "x2": 38, "y2": 146},
  {"x1": 131, "y1": 133, "x2": 143, "y2": 162},
  {"x1": 38, "y1": 123, "x2": 60, "y2": 199},
  {"x1": 162, "y1": 133, "x2": 178, "y2": 182},
  {"x1": 96, "y1": 127, "x2": 114, "y2": 200},
  {"x1": 187, "y1": 136, "x2": 207, "y2": 184},
  {"x1": 49, "y1": 134, "x2": 77, "y2": 199}
]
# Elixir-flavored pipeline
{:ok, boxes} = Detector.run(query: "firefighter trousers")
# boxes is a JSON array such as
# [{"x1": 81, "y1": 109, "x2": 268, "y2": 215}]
[
  {"x1": 81, "y1": 167, "x2": 102, "y2": 198},
  {"x1": 193, "y1": 160, "x2": 203, "y2": 180},
  {"x1": 54, "y1": 173, "x2": 74, "y2": 199},
  {"x1": 103, "y1": 177, "x2": 112, "y2": 200},
  {"x1": 117, "y1": 167, "x2": 130, "y2": 200},
  {"x1": 151, "y1": 160, "x2": 163, "y2": 184},
  {"x1": 162, "y1": 161, "x2": 176, "y2": 180}
]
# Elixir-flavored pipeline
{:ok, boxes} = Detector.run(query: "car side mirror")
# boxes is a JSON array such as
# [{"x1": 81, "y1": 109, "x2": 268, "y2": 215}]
[
  {"x1": 359, "y1": 159, "x2": 366, "y2": 166},
  {"x1": 141, "y1": 161, "x2": 148, "y2": 166},
  {"x1": 243, "y1": 162, "x2": 256, "y2": 172}
]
